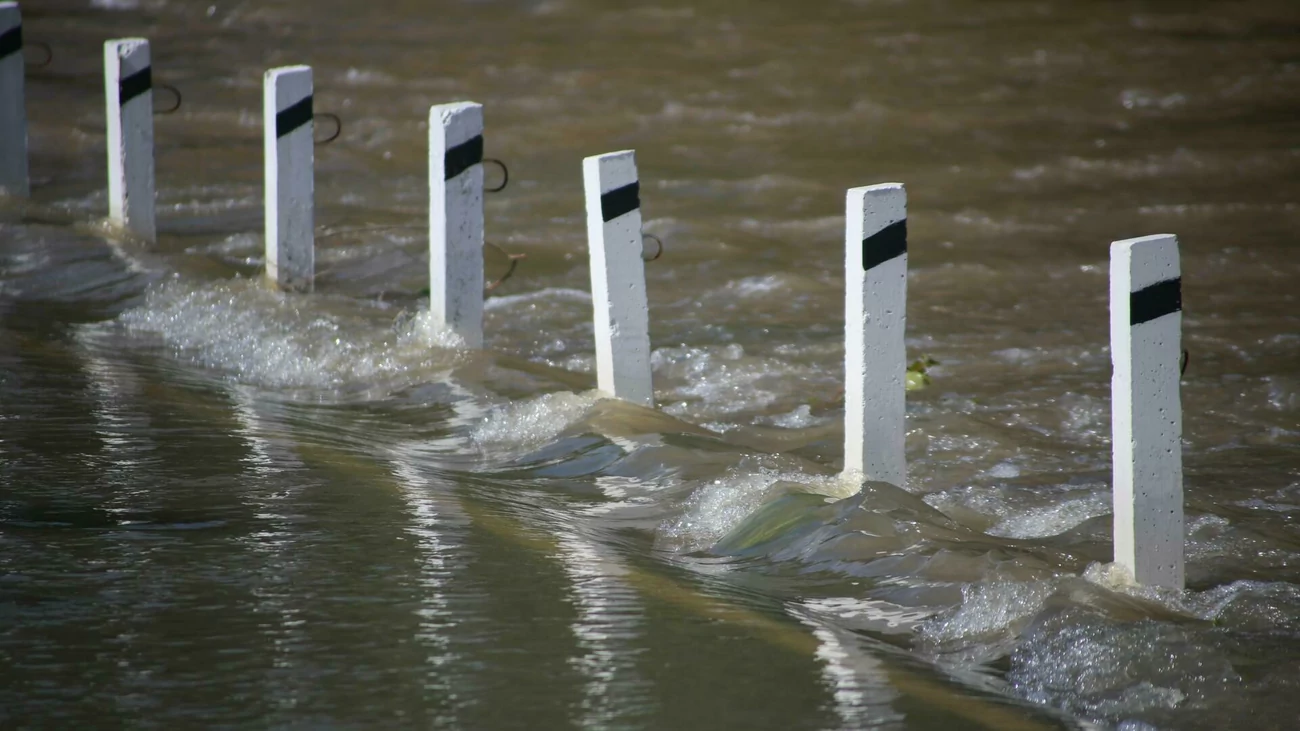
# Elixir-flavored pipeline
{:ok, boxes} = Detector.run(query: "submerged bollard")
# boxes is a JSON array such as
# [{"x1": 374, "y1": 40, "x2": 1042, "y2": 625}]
[
  {"x1": 428, "y1": 102, "x2": 485, "y2": 348},
  {"x1": 104, "y1": 38, "x2": 155, "y2": 241},
  {"x1": 843, "y1": 183, "x2": 908, "y2": 486},
  {"x1": 0, "y1": 2, "x2": 27, "y2": 197},
  {"x1": 263, "y1": 65, "x2": 314, "y2": 292},
  {"x1": 1110, "y1": 234, "x2": 1184, "y2": 589},
  {"x1": 582, "y1": 150, "x2": 653, "y2": 407}
]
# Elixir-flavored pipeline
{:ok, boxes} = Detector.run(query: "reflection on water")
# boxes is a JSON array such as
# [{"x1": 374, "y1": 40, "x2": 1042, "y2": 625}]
[
  {"x1": 794, "y1": 607, "x2": 902, "y2": 729},
  {"x1": 554, "y1": 528, "x2": 651, "y2": 729},
  {"x1": 387, "y1": 445, "x2": 472, "y2": 727},
  {"x1": 3, "y1": 0, "x2": 1300, "y2": 728}
]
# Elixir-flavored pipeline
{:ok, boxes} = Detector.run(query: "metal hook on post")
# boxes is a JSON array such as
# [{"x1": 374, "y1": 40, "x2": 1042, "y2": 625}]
[
  {"x1": 153, "y1": 83, "x2": 182, "y2": 114},
  {"x1": 26, "y1": 41, "x2": 52, "y2": 69},
  {"x1": 483, "y1": 158, "x2": 508, "y2": 193},
  {"x1": 315, "y1": 112, "x2": 342, "y2": 145},
  {"x1": 641, "y1": 232, "x2": 663, "y2": 262}
]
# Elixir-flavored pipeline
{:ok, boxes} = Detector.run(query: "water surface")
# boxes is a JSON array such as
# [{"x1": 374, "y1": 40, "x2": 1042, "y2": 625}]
[{"x1": 3, "y1": 0, "x2": 1300, "y2": 728}]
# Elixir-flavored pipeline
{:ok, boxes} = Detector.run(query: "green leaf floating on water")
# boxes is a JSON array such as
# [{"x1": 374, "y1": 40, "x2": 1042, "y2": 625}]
[{"x1": 905, "y1": 355, "x2": 939, "y2": 391}]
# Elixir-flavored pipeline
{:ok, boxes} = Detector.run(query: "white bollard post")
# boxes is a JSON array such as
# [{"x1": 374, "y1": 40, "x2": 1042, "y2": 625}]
[
  {"x1": 263, "y1": 65, "x2": 314, "y2": 292},
  {"x1": 104, "y1": 38, "x2": 155, "y2": 242},
  {"x1": 582, "y1": 150, "x2": 653, "y2": 407},
  {"x1": 428, "y1": 102, "x2": 485, "y2": 348},
  {"x1": 843, "y1": 183, "x2": 907, "y2": 486},
  {"x1": 1110, "y1": 234, "x2": 1184, "y2": 589},
  {"x1": 0, "y1": 2, "x2": 28, "y2": 197}
]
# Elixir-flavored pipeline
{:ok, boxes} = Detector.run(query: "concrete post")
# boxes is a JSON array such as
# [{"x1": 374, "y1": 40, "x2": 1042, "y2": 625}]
[
  {"x1": 1111, "y1": 233, "x2": 1184, "y2": 589},
  {"x1": 263, "y1": 65, "x2": 314, "y2": 292},
  {"x1": 428, "y1": 102, "x2": 485, "y2": 348},
  {"x1": 582, "y1": 150, "x2": 653, "y2": 407},
  {"x1": 104, "y1": 38, "x2": 155, "y2": 241},
  {"x1": 843, "y1": 183, "x2": 907, "y2": 486}
]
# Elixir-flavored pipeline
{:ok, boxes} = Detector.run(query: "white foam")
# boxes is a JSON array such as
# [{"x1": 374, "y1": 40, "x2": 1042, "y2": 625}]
[
  {"x1": 115, "y1": 278, "x2": 464, "y2": 394},
  {"x1": 1061, "y1": 392, "x2": 1108, "y2": 443},
  {"x1": 659, "y1": 463, "x2": 854, "y2": 551},
  {"x1": 340, "y1": 68, "x2": 396, "y2": 86},
  {"x1": 914, "y1": 569, "x2": 1276, "y2": 725},
  {"x1": 924, "y1": 486, "x2": 1110, "y2": 539},
  {"x1": 1008, "y1": 611, "x2": 1238, "y2": 723},
  {"x1": 992, "y1": 348, "x2": 1039, "y2": 363},
  {"x1": 991, "y1": 492, "x2": 1110, "y2": 539},
  {"x1": 470, "y1": 390, "x2": 602, "y2": 450},
  {"x1": 768, "y1": 404, "x2": 829, "y2": 429},
  {"x1": 652, "y1": 344, "x2": 817, "y2": 420},
  {"x1": 799, "y1": 596, "x2": 941, "y2": 634},
  {"x1": 185, "y1": 232, "x2": 261, "y2": 258},
  {"x1": 483, "y1": 287, "x2": 592, "y2": 311},
  {"x1": 726, "y1": 274, "x2": 788, "y2": 297},
  {"x1": 1191, "y1": 579, "x2": 1300, "y2": 632},
  {"x1": 986, "y1": 461, "x2": 1020, "y2": 479},
  {"x1": 919, "y1": 580, "x2": 1054, "y2": 652}
]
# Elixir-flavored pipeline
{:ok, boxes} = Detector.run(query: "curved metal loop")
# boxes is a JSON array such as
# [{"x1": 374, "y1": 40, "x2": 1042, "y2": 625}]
[
  {"x1": 484, "y1": 240, "x2": 526, "y2": 293},
  {"x1": 153, "y1": 83, "x2": 182, "y2": 114},
  {"x1": 483, "y1": 158, "x2": 509, "y2": 193},
  {"x1": 1180, "y1": 348, "x2": 1189, "y2": 377},
  {"x1": 315, "y1": 112, "x2": 342, "y2": 146},
  {"x1": 641, "y1": 232, "x2": 664, "y2": 262},
  {"x1": 26, "y1": 41, "x2": 53, "y2": 69}
]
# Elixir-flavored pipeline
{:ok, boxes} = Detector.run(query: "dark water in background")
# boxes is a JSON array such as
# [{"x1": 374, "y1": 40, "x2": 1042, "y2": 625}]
[{"x1": 3, "y1": 0, "x2": 1300, "y2": 728}]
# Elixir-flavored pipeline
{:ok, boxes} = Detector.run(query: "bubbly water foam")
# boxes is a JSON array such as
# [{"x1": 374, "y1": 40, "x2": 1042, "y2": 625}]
[
  {"x1": 115, "y1": 278, "x2": 464, "y2": 395},
  {"x1": 659, "y1": 462, "x2": 855, "y2": 552},
  {"x1": 471, "y1": 390, "x2": 603, "y2": 451}
]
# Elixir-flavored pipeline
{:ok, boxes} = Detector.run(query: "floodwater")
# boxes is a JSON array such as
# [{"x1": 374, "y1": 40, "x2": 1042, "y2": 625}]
[{"x1": 3, "y1": 0, "x2": 1300, "y2": 728}]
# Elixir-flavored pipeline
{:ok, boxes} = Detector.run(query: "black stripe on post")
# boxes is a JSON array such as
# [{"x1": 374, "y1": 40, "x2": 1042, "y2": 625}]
[
  {"x1": 275, "y1": 95, "x2": 313, "y2": 139},
  {"x1": 862, "y1": 219, "x2": 907, "y2": 271},
  {"x1": 600, "y1": 181, "x2": 640, "y2": 222},
  {"x1": 0, "y1": 26, "x2": 20, "y2": 62},
  {"x1": 119, "y1": 66, "x2": 152, "y2": 106},
  {"x1": 444, "y1": 134, "x2": 483, "y2": 180},
  {"x1": 1130, "y1": 277, "x2": 1181, "y2": 326}
]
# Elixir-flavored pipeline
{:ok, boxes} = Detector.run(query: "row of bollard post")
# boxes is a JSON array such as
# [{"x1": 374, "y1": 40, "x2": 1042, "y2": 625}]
[
  {"x1": 0, "y1": 2, "x2": 1185, "y2": 591},
  {"x1": 580, "y1": 159, "x2": 1185, "y2": 590}
]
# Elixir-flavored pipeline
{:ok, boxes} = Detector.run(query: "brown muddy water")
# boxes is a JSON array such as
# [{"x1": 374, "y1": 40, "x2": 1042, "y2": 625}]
[{"x1": 3, "y1": 0, "x2": 1300, "y2": 729}]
